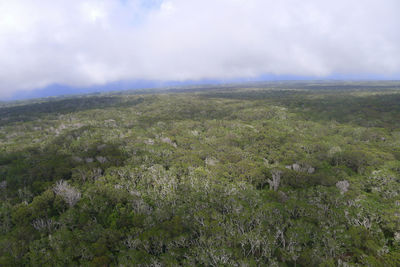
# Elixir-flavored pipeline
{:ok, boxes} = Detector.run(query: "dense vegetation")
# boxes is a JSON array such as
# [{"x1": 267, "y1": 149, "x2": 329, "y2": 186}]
[{"x1": 1, "y1": 82, "x2": 400, "y2": 266}]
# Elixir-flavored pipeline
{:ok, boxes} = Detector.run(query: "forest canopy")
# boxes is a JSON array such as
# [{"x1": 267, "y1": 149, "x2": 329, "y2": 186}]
[{"x1": 1, "y1": 82, "x2": 400, "y2": 266}]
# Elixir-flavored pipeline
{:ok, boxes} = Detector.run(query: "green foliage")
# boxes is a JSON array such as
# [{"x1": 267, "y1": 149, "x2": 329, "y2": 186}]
[{"x1": 1, "y1": 82, "x2": 400, "y2": 266}]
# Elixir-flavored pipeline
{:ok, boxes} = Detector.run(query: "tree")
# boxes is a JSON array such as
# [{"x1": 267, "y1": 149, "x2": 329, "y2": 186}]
[
  {"x1": 53, "y1": 180, "x2": 81, "y2": 207},
  {"x1": 268, "y1": 170, "x2": 282, "y2": 191}
]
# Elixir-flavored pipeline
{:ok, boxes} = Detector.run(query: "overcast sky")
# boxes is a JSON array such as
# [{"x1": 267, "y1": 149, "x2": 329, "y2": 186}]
[{"x1": 0, "y1": 0, "x2": 399, "y2": 98}]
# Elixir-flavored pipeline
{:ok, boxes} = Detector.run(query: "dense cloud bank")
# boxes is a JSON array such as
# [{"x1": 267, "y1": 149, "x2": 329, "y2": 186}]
[{"x1": 0, "y1": 0, "x2": 399, "y2": 97}]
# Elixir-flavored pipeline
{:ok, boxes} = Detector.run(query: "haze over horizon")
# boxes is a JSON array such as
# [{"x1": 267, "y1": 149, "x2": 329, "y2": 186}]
[{"x1": 1, "y1": 0, "x2": 399, "y2": 99}]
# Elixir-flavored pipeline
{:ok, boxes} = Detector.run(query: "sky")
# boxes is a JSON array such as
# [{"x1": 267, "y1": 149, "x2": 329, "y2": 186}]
[{"x1": 0, "y1": 0, "x2": 399, "y2": 99}]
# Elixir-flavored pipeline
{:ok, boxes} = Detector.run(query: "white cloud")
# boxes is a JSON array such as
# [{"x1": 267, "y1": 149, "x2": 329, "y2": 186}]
[{"x1": 0, "y1": 0, "x2": 399, "y2": 97}]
